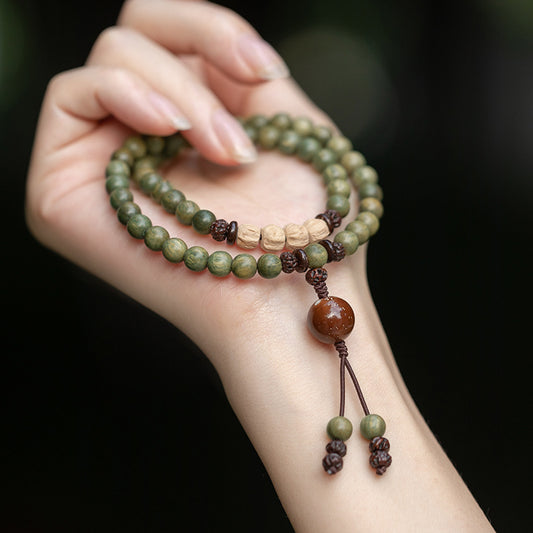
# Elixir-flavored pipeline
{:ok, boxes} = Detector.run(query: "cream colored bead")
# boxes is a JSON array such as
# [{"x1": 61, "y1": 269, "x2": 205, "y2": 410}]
[
  {"x1": 284, "y1": 223, "x2": 310, "y2": 250},
  {"x1": 303, "y1": 218, "x2": 330, "y2": 243},
  {"x1": 261, "y1": 224, "x2": 286, "y2": 252},
  {"x1": 236, "y1": 224, "x2": 260, "y2": 249}
]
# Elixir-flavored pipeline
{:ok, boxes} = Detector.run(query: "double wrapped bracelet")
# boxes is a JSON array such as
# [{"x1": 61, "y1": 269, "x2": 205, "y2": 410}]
[{"x1": 104, "y1": 112, "x2": 391, "y2": 476}]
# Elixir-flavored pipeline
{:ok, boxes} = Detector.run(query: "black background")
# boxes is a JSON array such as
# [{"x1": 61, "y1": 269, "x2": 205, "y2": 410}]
[{"x1": 3, "y1": 0, "x2": 532, "y2": 531}]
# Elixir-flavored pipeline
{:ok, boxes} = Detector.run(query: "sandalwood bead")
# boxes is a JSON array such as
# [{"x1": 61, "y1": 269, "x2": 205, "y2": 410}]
[
  {"x1": 303, "y1": 218, "x2": 330, "y2": 243},
  {"x1": 261, "y1": 224, "x2": 286, "y2": 252},
  {"x1": 284, "y1": 223, "x2": 310, "y2": 250},
  {"x1": 307, "y1": 296, "x2": 355, "y2": 344},
  {"x1": 236, "y1": 224, "x2": 261, "y2": 249}
]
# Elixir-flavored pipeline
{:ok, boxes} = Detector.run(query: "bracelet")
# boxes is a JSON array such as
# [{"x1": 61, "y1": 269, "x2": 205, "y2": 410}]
[{"x1": 104, "y1": 112, "x2": 391, "y2": 476}]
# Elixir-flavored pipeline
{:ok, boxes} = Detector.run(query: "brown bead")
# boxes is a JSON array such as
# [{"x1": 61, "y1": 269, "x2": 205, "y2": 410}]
[
  {"x1": 326, "y1": 439, "x2": 347, "y2": 457},
  {"x1": 322, "y1": 452, "x2": 343, "y2": 475},
  {"x1": 293, "y1": 248, "x2": 309, "y2": 273},
  {"x1": 305, "y1": 267, "x2": 328, "y2": 285},
  {"x1": 369, "y1": 450, "x2": 392, "y2": 475},
  {"x1": 280, "y1": 251, "x2": 297, "y2": 273},
  {"x1": 369, "y1": 436, "x2": 390, "y2": 452},
  {"x1": 210, "y1": 219, "x2": 229, "y2": 241},
  {"x1": 226, "y1": 221, "x2": 238, "y2": 245},
  {"x1": 319, "y1": 239, "x2": 336, "y2": 263},
  {"x1": 307, "y1": 296, "x2": 355, "y2": 344}
]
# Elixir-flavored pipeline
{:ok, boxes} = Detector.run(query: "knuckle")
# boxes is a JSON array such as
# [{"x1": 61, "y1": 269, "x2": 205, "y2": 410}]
[{"x1": 89, "y1": 26, "x2": 136, "y2": 63}]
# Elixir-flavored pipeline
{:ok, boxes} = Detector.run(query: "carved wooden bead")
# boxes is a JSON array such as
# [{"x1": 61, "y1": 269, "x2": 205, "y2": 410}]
[
  {"x1": 261, "y1": 224, "x2": 286, "y2": 252},
  {"x1": 236, "y1": 223, "x2": 261, "y2": 249},
  {"x1": 307, "y1": 296, "x2": 355, "y2": 344},
  {"x1": 303, "y1": 218, "x2": 330, "y2": 243},
  {"x1": 284, "y1": 223, "x2": 310, "y2": 250},
  {"x1": 323, "y1": 452, "x2": 343, "y2": 475}
]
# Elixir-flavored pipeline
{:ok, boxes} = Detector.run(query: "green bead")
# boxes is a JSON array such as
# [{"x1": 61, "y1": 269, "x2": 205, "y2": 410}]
[
  {"x1": 327, "y1": 178, "x2": 351, "y2": 198},
  {"x1": 144, "y1": 225, "x2": 170, "y2": 251},
  {"x1": 183, "y1": 246, "x2": 209, "y2": 272},
  {"x1": 311, "y1": 124, "x2": 332, "y2": 144},
  {"x1": 243, "y1": 124, "x2": 258, "y2": 143},
  {"x1": 105, "y1": 159, "x2": 130, "y2": 178},
  {"x1": 162, "y1": 238, "x2": 187, "y2": 263},
  {"x1": 258, "y1": 125, "x2": 281, "y2": 149},
  {"x1": 341, "y1": 150, "x2": 366, "y2": 173},
  {"x1": 175, "y1": 200, "x2": 200, "y2": 225},
  {"x1": 334, "y1": 230, "x2": 359, "y2": 255},
  {"x1": 127, "y1": 213, "x2": 152, "y2": 239},
  {"x1": 327, "y1": 135, "x2": 353, "y2": 158},
  {"x1": 296, "y1": 137, "x2": 321, "y2": 162},
  {"x1": 360, "y1": 414, "x2": 386, "y2": 440},
  {"x1": 304, "y1": 243, "x2": 328, "y2": 269},
  {"x1": 231, "y1": 254, "x2": 257, "y2": 279},
  {"x1": 117, "y1": 201, "x2": 141, "y2": 225},
  {"x1": 257, "y1": 254, "x2": 282, "y2": 279},
  {"x1": 164, "y1": 133, "x2": 188, "y2": 158},
  {"x1": 192, "y1": 209, "x2": 216, "y2": 235},
  {"x1": 327, "y1": 416, "x2": 353, "y2": 441},
  {"x1": 105, "y1": 174, "x2": 130, "y2": 194},
  {"x1": 151, "y1": 180, "x2": 173, "y2": 203},
  {"x1": 145, "y1": 135, "x2": 165, "y2": 156},
  {"x1": 360, "y1": 197, "x2": 384, "y2": 219},
  {"x1": 278, "y1": 130, "x2": 301, "y2": 154},
  {"x1": 245, "y1": 114, "x2": 269, "y2": 129},
  {"x1": 322, "y1": 164, "x2": 347, "y2": 184},
  {"x1": 109, "y1": 187, "x2": 133, "y2": 209},
  {"x1": 123, "y1": 136, "x2": 147, "y2": 159},
  {"x1": 356, "y1": 211, "x2": 380, "y2": 236},
  {"x1": 352, "y1": 165, "x2": 378, "y2": 187},
  {"x1": 326, "y1": 195, "x2": 350, "y2": 217},
  {"x1": 161, "y1": 189, "x2": 185, "y2": 214},
  {"x1": 133, "y1": 155, "x2": 158, "y2": 175},
  {"x1": 292, "y1": 116, "x2": 314, "y2": 137},
  {"x1": 345, "y1": 220, "x2": 370, "y2": 244},
  {"x1": 270, "y1": 112, "x2": 292, "y2": 130},
  {"x1": 207, "y1": 251, "x2": 233, "y2": 277},
  {"x1": 359, "y1": 182, "x2": 383, "y2": 201},
  {"x1": 312, "y1": 148, "x2": 338, "y2": 171},
  {"x1": 112, "y1": 147, "x2": 134, "y2": 167},
  {"x1": 139, "y1": 171, "x2": 163, "y2": 195},
  {"x1": 132, "y1": 166, "x2": 152, "y2": 185}
]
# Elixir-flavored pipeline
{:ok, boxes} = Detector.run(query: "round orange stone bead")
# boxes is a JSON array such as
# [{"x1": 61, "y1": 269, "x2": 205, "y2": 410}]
[{"x1": 307, "y1": 296, "x2": 355, "y2": 344}]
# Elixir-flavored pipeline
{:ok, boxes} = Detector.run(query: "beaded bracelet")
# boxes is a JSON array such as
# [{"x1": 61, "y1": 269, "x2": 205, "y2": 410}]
[{"x1": 105, "y1": 112, "x2": 391, "y2": 476}]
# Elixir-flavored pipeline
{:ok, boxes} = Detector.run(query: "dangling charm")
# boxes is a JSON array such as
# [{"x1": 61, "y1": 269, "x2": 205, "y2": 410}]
[{"x1": 305, "y1": 267, "x2": 392, "y2": 476}]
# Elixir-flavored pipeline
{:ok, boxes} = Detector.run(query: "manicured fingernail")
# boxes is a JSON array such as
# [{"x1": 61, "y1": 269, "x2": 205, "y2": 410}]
[
  {"x1": 147, "y1": 91, "x2": 192, "y2": 130},
  {"x1": 237, "y1": 34, "x2": 290, "y2": 80},
  {"x1": 212, "y1": 108, "x2": 257, "y2": 163}
]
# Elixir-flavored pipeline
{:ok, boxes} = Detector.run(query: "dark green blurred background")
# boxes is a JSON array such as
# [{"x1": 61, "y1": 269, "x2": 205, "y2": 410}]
[{"x1": 2, "y1": 0, "x2": 532, "y2": 531}]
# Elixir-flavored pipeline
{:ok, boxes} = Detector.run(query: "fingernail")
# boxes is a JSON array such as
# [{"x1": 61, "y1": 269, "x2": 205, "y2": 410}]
[
  {"x1": 147, "y1": 91, "x2": 192, "y2": 130},
  {"x1": 212, "y1": 108, "x2": 257, "y2": 163},
  {"x1": 237, "y1": 34, "x2": 290, "y2": 81}
]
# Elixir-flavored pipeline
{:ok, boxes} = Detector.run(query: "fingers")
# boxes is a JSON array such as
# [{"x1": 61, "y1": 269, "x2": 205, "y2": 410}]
[
  {"x1": 34, "y1": 65, "x2": 191, "y2": 155},
  {"x1": 87, "y1": 26, "x2": 258, "y2": 165},
  {"x1": 118, "y1": 0, "x2": 290, "y2": 83}
]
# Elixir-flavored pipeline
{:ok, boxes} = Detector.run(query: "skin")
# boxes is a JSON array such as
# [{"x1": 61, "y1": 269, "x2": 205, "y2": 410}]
[{"x1": 25, "y1": 1, "x2": 495, "y2": 531}]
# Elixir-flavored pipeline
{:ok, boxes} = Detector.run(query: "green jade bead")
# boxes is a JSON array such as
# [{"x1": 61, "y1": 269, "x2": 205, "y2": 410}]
[
  {"x1": 176, "y1": 200, "x2": 200, "y2": 225},
  {"x1": 357, "y1": 211, "x2": 380, "y2": 236},
  {"x1": 270, "y1": 112, "x2": 292, "y2": 130},
  {"x1": 232, "y1": 254, "x2": 257, "y2": 279},
  {"x1": 277, "y1": 130, "x2": 301, "y2": 154},
  {"x1": 359, "y1": 182, "x2": 383, "y2": 202},
  {"x1": 360, "y1": 197, "x2": 384, "y2": 219},
  {"x1": 184, "y1": 246, "x2": 209, "y2": 272},
  {"x1": 139, "y1": 171, "x2": 163, "y2": 195},
  {"x1": 146, "y1": 135, "x2": 165, "y2": 156},
  {"x1": 246, "y1": 114, "x2": 269, "y2": 129},
  {"x1": 112, "y1": 147, "x2": 134, "y2": 167},
  {"x1": 327, "y1": 178, "x2": 351, "y2": 198},
  {"x1": 257, "y1": 254, "x2": 282, "y2": 279},
  {"x1": 144, "y1": 226, "x2": 170, "y2": 251},
  {"x1": 304, "y1": 243, "x2": 328, "y2": 269},
  {"x1": 106, "y1": 159, "x2": 130, "y2": 178},
  {"x1": 322, "y1": 164, "x2": 347, "y2": 184},
  {"x1": 311, "y1": 124, "x2": 332, "y2": 144},
  {"x1": 360, "y1": 414, "x2": 386, "y2": 440},
  {"x1": 151, "y1": 180, "x2": 173, "y2": 203},
  {"x1": 207, "y1": 251, "x2": 233, "y2": 277},
  {"x1": 161, "y1": 189, "x2": 185, "y2": 214},
  {"x1": 123, "y1": 136, "x2": 147, "y2": 159},
  {"x1": 117, "y1": 201, "x2": 141, "y2": 225},
  {"x1": 105, "y1": 174, "x2": 129, "y2": 194},
  {"x1": 258, "y1": 125, "x2": 280, "y2": 149},
  {"x1": 334, "y1": 230, "x2": 359, "y2": 255},
  {"x1": 192, "y1": 209, "x2": 216, "y2": 235},
  {"x1": 327, "y1": 416, "x2": 353, "y2": 441},
  {"x1": 340, "y1": 150, "x2": 366, "y2": 173},
  {"x1": 327, "y1": 135, "x2": 352, "y2": 158},
  {"x1": 297, "y1": 137, "x2": 321, "y2": 162},
  {"x1": 352, "y1": 165, "x2": 378, "y2": 187},
  {"x1": 292, "y1": 116, "x2": 313, "y2": 137},
  {"x1": 345, "y1": 220, "x2": 370, "y2": 244},
  {"x1": 110, "y1": 188, "x2": 133, "y2": 209},
  {"x1": 312, "y1": 148, "x2": 338, "y2": 171},
  {"x1": 326, "y1": 194, "x2": 350, "y2": 217},
  {"x1": 127, "y1": 213, "x2": 152, "y2": 239},
  {"x1": 162, "y1": 238, "x2": 187, "y2": 263}
]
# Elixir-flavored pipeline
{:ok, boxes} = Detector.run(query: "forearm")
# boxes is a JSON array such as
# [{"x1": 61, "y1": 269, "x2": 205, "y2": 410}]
[{"x1": 188, "y1": 258, "x2": 494, "y2": 532}]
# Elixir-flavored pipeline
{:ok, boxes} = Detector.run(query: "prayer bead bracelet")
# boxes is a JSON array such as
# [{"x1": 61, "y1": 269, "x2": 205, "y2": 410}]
[{"x1": 104, "y1": 112, "x2": 391, "y2": 476}]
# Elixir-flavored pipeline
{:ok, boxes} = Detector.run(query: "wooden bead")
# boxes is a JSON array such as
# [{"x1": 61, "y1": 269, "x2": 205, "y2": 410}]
[
  {"x1": 236, "y1": 224, "x2": 261, "y2": 249},
  {"x1": 261, "y1": 224, "x2": 286, "y2": 252},
  {"x1": 307, "y1": 296, "x2": 355, "y2": 344},
  {"x1": 284, "y1": 223, "x2": 310, "y2": 250},
  {"x1": 304, "y1": 218, "x2": 330, "y2": 243}
]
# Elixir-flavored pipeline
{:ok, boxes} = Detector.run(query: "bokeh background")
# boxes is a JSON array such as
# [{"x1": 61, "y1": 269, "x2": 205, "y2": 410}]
[{"x1": 3, "y1": 0, "x2": 532, "y2": 531}]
